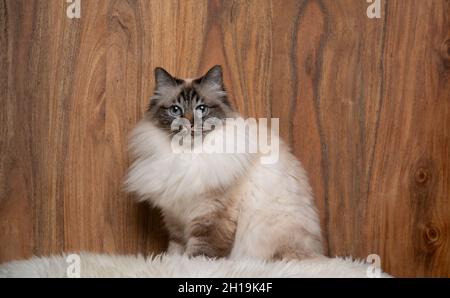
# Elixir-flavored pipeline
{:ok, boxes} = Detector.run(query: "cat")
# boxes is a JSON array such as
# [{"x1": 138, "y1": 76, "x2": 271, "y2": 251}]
[{"x1": 125, "y1": 65, "x2": 324, "y2": 260}]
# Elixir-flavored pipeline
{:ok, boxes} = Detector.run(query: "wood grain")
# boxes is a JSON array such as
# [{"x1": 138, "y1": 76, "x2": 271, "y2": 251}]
[{"x1": 0, "y1": 0, "x2": 449, "y2": 277}]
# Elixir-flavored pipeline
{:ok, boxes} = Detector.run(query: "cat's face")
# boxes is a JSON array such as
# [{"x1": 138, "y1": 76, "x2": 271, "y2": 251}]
[{"x1": 147, "y1": 65, "x2": 235, "y2": 138}]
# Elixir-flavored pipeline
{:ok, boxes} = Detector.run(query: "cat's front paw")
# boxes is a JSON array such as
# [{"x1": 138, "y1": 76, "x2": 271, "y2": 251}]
[
  {"x1": 167, "y1": 241, "x2": 185, "y2": 255},
  {"x1": 185, "y1": 238, "x2": 213, "y2": 258}
]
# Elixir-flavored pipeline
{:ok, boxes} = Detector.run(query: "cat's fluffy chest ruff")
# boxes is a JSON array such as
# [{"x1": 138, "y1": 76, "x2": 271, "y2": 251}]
[{"x1": 126, "y1": 120, "x2": 255, "y2": 223}]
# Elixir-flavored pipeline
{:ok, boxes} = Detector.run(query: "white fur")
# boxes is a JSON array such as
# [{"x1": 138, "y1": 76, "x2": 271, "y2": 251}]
[
  {"x1": 0, "y1": 253, "x2": 391, "y2": 278},
  {"x1": 125, "y1": 118, "x2": 323, "y2": 259},
  {"x1": 126, "y1": 120, "x2": 254, "y2": 226}
]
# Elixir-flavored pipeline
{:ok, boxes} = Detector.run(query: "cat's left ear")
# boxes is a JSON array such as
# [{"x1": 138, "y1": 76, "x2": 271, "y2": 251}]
[{"x1": 198, "y1": 65, "x2": 224, "y2": 90}]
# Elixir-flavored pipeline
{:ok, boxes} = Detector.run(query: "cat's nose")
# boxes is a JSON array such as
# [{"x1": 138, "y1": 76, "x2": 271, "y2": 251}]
[{"x1": 184, "y1": 112, "x2": 194, "y2": 123}]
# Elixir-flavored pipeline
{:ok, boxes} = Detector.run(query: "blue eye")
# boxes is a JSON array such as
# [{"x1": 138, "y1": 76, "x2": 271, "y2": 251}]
[
  {"x1": 195, "y1": 105, "x2": 209, "y2": 116},
  {"x1": 169, "y1": 105, "x2": 182, "y2": 116}
]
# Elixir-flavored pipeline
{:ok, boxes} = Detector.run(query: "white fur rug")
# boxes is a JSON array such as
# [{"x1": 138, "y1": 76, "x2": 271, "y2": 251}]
[{"x1": 0, "y1": 253, "x2": 390, "y2": 278}]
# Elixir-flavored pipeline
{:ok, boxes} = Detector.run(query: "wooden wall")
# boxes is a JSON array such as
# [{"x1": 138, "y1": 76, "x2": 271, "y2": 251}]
[{"x1": 0, "y1": 0, "x2": 449, "y2": 277}]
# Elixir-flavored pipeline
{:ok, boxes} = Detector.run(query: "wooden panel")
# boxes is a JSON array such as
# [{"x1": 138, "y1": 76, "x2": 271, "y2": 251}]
[
  {"x1": 0, "y1": 0, "x2": 168, "y2": 261},
  {"x1": 0, "y1": 0, "x2": 449, "y2": 277},
  {"x1": 365, "y1": 1, "x2": 450, "y2": 277}
]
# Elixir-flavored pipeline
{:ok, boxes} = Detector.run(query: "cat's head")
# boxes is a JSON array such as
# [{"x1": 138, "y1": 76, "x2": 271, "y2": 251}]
[{"x1": 146, "y1": 65, "x2": 236, "y2": 137}]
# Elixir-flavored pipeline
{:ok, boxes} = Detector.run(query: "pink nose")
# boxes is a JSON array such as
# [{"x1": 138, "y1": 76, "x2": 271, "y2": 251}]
[{"x1": 184, "y1": 112, "x2": 194, "y2": 123}]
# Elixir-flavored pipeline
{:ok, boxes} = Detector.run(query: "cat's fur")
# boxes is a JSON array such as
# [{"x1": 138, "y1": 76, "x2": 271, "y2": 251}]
[{"x1": 125, "y1": 66, "x2": 324, "y2": 260}]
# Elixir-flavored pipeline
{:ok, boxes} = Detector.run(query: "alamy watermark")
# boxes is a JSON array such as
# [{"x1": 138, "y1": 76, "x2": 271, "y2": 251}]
[
  {"x1": 66, "y1": 254, "x2": 81, "y2": 278},
  {"x1": 366, "y1": 254, "x2": 382, "y2": 278},
  {"x1": 169, "y1": 116, "x2": 280, "y2": 165},
  {"x1": 366, "y1": 0, "x2": 382, "y2": 19},
  {"x1": 66, "y1": 0, "x2": 81, "y2": 19}
]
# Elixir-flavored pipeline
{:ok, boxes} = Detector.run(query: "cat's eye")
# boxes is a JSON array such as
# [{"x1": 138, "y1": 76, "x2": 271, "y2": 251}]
[
  {"x1": 169, "y1": 105, "x2": 183, "y2": 117},
  {"x1": 195, "y1": 105, "x2": 209, "y2": 116}
]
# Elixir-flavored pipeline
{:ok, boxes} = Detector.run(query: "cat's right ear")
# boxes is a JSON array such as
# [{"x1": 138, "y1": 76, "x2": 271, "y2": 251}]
[{"x1": 154, "y1": 67, "x2": 177, "y2": 89}]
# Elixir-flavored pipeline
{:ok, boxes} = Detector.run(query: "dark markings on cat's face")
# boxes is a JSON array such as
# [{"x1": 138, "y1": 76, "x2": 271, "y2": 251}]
[{"x1": 147, "y1": 65, "x2": 235, "y2": 136}]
